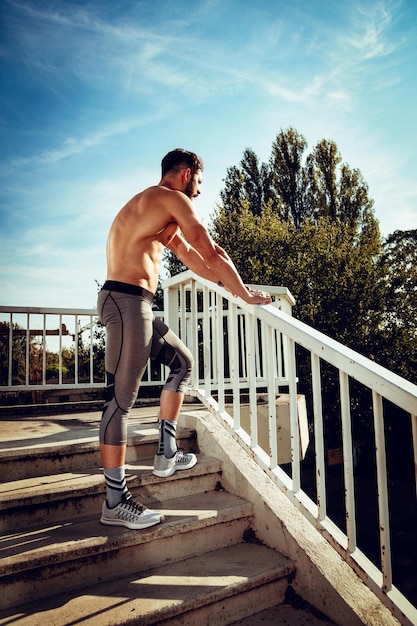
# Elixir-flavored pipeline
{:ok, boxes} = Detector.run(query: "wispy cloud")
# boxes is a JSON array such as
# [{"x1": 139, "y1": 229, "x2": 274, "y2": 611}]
[
  {"x1": 1, "y1": 0, "x2": 407, "y2": 175},
  {"x1": 348, "y1": 1, "x2": 400, "y2": 59},
  {"x1": 2, "y1": 1, "x2": 180, "y2": 88},
  {"x1": 6, "y1": 118, "x2": 139, "y2": 169},
  {"x1": 1, "y1": 103, "x2": 177, "y2": 172},
  {"x1": 295, "y1": 0, "x2": 405, "y2": 109}
]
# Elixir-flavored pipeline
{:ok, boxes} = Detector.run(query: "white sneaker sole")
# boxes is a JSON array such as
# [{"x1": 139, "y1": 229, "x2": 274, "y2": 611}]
[
  {"x1": 100, "y1": 512, "x2": 164, "y2": 530},
  {"x1": 153, "y1": 455, "x2": 197, "y2": 478}
]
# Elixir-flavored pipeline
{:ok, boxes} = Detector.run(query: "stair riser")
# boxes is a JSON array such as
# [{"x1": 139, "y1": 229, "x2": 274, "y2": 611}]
[
  {"x1": 142, "y1": 579, "x2": 289, "y2": 626},
  {"x1": 0, "y1": 471, "x2": 223, "y2": 533},
  {"x1": 2, "y1": 435, "x2": 196, "y2": 481},
  {"x1": 0, "y1": 517, "x2": 252, "y2": 611},
  {"x1": 125, "y1": 435, "x2": 196, "y2": 464},
  {"x1": 3, "y1": 448, "x2": 100, "y2": 481}
]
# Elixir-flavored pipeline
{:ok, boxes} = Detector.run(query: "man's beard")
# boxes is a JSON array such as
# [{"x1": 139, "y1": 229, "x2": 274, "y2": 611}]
[{"x1": 185, "y1": 179, "x2": 194, "y2": 199}]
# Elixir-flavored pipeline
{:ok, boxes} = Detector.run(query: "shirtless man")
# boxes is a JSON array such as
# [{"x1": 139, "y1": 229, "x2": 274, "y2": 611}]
[{"x1": 97, "y1": 149, "x2": 271, "y2": 530}]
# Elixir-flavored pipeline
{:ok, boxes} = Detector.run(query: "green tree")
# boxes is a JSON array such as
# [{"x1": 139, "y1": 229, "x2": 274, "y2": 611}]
[
  {"x1": 305, "y1": 139, "x2": 374, "y2": 227},
  {"x1": 378, "y1": 229, "x2": 417, "y2": 382},
  {"x1": 220, "y1": 148, "x2": 273, "y2": 216},
  {"x1": 210, "y1": 202, "x2": 291, "y2": 285},
  {"x1": 163, "y1": 248, "x2": 186, "y2": 279},
  {"x1": 270, "y1": 127, "x2": 309, "y2": 225},
  {"x1": 305, "y1": 138, "x2": 341, "y2": 220},
  {"x1": 210, "y1": 205, "x2": 384, "y2": 355},
  {"x1": 221, "y1": 128, "x2": 375, "y2": 231}
]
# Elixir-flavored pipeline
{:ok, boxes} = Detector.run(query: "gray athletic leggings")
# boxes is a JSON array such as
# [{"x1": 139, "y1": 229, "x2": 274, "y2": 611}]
[{"x1": 97, "y1": 280, "x2": 193, "y2": 446}]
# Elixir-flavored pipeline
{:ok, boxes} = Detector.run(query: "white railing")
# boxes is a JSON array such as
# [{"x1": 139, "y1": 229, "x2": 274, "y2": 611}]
[
  {"x1": 162, "y1": 271, "x2": 295, "y2": 393},
  {"x1": 0, "y1": 279, "x2": 293, "y2": 399},
  {"x1": 164, "y1": 271, "x2": 417, "y2": 626},
  {"x1": 0, "y1": 306, "x2": 166, "y2": 398}
]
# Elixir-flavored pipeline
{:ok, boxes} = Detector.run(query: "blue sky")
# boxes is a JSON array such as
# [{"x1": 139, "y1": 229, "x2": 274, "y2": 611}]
[{"x1": 1, "y1": 0, "x2": 416, "y2": 309}]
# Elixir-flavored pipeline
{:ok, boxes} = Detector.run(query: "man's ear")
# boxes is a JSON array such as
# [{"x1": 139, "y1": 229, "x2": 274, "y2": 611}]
[{"x1": 181, "y1": 167, "x2": 191, "y2": 183}]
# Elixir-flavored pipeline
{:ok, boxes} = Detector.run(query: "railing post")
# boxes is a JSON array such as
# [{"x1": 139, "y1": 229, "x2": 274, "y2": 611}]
[
  {"x1": 163, "y1": 283, "x2": 180, "y2": 337},
  {"x1": 74, "y1": 315, "x2": 79, "y2": 385},
  {"x1": 372, "y1": 390, "x2": 392, "y2": 592},
  {"x1": 340, "y1": 371, "x2": 357, "y2": 554},
  {"x1": 202, "y1": 285, "x2": 211, "y2": 395},
  {"x1": 266, "y1": 324, "x2": 278, "y2": 467},
  {"x1": 413, "y1": 413, "x2": 417, "y2": 498},
  {"x1": 179, "y1": 283, "x2": 186, "y2": 342},
  {"x1": 42, "y1": 314, "x2": 47, "y2": 386},
  {"x1": 89, "y1": 315, "x2": 94, "y2": 385},
  {"x1": 58, "y1": 314, "x2": 63, "y2": 385},
  {"x1": 25, "y1": 313, "x2": 30, "y2": 386},
  {"x1": 287, "y1": 337, "x2": 300, "y2": 491},
  {"x1": 8, "y1": 313, "x2": 13, "y2": 387},
  {"x1": 229, "y1": 301, "x2": 240, "y2": 430},
  {"x1": 215, "y1": 291, "x2": 225, "y2": 413},
  {"x1": 312, "y1": 353, "x2": 326, "y2": 522},
  {"x1": 246, "y1": 312, "x2": 258, "y2": 450}
]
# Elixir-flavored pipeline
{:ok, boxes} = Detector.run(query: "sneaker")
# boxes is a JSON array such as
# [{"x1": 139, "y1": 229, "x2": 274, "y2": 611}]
[
  {"x1": 100, "y1": 492, "x2": 164, "y2": 530},
  {"x1": 153, "y1": 450, "x2": 197, "y2": 478}
]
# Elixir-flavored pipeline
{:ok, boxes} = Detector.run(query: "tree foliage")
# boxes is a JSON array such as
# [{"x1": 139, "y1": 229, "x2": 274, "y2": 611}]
[
  {"x1": 378, "y1": 229, "x2": 417, "y2": 380},
  {"x1": 220, "y1": 148, "x2": 273, "y2": 217},
  {"x1": 212, "y1": 128, "x2": 385, "y2": 358},
  {"x1": 211, "y1": 204, "x2": 384, "y2": 356},
  {"x1": 163, "y1": 248, "x2": 187, "y2": 280},
  {"x1": 220, "y1": 128, "x2": 375, "y2": 230},
  {"x1": 270, "y1": 127, "x2": 309, "y2": 225}
]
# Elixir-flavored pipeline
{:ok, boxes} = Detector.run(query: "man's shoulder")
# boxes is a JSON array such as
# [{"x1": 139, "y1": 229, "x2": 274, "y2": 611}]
[
  {"x1": 138, "y1": 185, "x2": 192, "y2": 212},
  {"x1": 138, "y1": 185, "x2": 184, "y2": 202}
]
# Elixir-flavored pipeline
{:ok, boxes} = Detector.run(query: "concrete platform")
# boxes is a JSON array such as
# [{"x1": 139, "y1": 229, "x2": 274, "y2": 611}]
[{"x1": 0, "y1": 404, "x2": 158, "y2": 448}]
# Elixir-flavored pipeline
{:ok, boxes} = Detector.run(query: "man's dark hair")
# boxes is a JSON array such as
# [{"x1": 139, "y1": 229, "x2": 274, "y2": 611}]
[{"x1": 161, "y1": 149, "x2": 204, "y2": 176}]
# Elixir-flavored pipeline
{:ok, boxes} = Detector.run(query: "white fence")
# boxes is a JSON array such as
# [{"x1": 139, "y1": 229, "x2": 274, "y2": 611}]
[
  {"x1": 0, "y1": 280, "x2": 293, "y2": 400},
  {"x1": 0, "y1": 306, "x2": 166, "y2": 398}
]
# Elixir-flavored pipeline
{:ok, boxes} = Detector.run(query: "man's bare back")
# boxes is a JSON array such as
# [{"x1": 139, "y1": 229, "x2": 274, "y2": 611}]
[{"x1": 106, "y1": 186, "x2": 184, "y2": 294}]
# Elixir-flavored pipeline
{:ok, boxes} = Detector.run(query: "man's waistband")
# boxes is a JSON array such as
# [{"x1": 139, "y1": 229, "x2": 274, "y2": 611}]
[{"x1": 102, "y1": 280, "x2": 154, "y2": 303}]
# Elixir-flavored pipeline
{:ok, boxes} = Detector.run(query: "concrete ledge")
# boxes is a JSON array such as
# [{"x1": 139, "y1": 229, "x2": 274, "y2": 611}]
[{"x1": 182, "y1": 408, "x2": 401, "y2": 626}]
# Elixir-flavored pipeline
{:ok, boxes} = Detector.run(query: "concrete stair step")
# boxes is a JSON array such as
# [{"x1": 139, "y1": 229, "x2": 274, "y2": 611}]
[
  {"x1": 0, "y1": 489, "x2": 253, "y2": 612},
  {"x1": 0, "y1": 453, "x2": 222, "y2": 532},
  {"x1": 0, "y1": 421, "x2": 196, "y2": 480},
  {"x1": 0, "y1": 542, "x2": 294, "y2": 626},
  {"x1": 229, "y1": 591, "x2": 338, "y2": 626}
]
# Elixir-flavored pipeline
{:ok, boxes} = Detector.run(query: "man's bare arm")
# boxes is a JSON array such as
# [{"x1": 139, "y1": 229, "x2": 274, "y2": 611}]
[
  {"x1": 167, "y1": 230, "x2": 271, "y2": 305},
  {"x1": 162, "y1": 190, "x2": 271, "y2": 304},
  {"x1": 167, "y1": 233, "x2": 226, "y2": 284}
]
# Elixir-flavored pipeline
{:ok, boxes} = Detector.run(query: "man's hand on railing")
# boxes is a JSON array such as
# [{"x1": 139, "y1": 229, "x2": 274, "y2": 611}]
[
  {"x1": 217, "y1": 281, "x2": 271, "y2": 304},
  {"x1": 243, "y1": 287, "x2": 272, "y2": 305}
]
